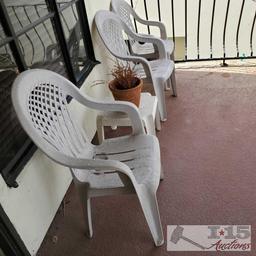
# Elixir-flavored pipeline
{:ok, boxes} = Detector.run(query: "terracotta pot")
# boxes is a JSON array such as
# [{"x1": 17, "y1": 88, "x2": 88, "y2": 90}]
[{"x1": 109, "y1": 78, "x2": 143, "y2": 107}]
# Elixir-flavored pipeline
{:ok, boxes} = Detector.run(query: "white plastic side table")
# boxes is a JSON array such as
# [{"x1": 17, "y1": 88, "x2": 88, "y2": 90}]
[{"x1": 96, "y1": 93, "x2": 161, "y2": 144}]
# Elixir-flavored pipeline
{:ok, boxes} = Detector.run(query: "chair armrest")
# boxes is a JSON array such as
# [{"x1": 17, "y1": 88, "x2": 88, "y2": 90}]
[
  {"x1": 44, "y1": 150, "x2": 138, "y2": 186},
  {"x1": 71, "y1": 89, "x2": 145, "y2": 136},
  {"x1": 138, "y1": 33, "x2": 154, "y2": 38},
  {"x1": 116, "y1": 55, "x2": 153, "y2": 83},
  {"x1": 55, "y1": 154, "x2": 131, "y2": 173},
  {"x1": 132, "y1": 12, "x2": 167, "y2": 39},
  {"x1": 126, "y1": 29, "x2": 167, "y2": 59}
]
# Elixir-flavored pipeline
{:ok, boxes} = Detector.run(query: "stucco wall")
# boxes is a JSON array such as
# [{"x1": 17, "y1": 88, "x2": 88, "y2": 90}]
[{"x1": 0, "y1": 0, "x2": 113, "y2": 255}]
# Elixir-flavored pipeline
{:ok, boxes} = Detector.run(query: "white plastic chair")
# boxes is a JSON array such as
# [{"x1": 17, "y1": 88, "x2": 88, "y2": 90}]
[
  {"x1": 95, "y1": 10, "x2": 176, "y2": 121},
  {"x1": 111, "y1": 0, "x2": 176, "y2": 92},
  {"x1": 11, "y1": 69, "x2": 164, "y2": 246},
  {"x1": 111, "y1": 0, "x2": 174, "y2": 61}
]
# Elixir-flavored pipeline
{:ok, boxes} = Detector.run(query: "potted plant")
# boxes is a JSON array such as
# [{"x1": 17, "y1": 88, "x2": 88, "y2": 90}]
[{"x1": 108, "y1": 61, "x2": 142, "y2": 107}]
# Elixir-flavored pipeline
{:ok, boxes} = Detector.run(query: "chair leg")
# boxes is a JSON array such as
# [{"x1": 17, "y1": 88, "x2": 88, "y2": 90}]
[
  {"x1": 96, "y1": 115, "x2": 104, "y2": 144},
  {"x1": 164, "y1": 81, "x2": 171, "y2": 91},
  {"x1": 170, "y1": 70, "x2": 177, "y2": 97},
  {"x1": 155, "y1": 108, "x2": 161, "y2": 131},
  {"x1": 167, "y1": 78, "x2": 172, "y2": 93},
  {"x1": 164, "y1": 52, "x2": 172, "y2": 91},
  {"x1": 137, "y1": 186, "x2": 164, "y2": 246},
  {"x1": 160, "y1": 165, "x2": 164, "y2": 180},
  {"x1": 170, "y1": 51, "x2": 175, "y2": 62},
  {"x1": 86, "y1": 198, "x2": 93, "y2": 238},
  {"x1": 154, "y1": 82, "x2": 167, "y2": 122},
  {"x1": 143, "y1": 115, "x2": 156, "y2": 136},
  {"x1": 168, "y1": 50, "x2": 177, "y2": 96},
  {"x1": 77, "y1": 184, "x2": 93, "y2": 238}
]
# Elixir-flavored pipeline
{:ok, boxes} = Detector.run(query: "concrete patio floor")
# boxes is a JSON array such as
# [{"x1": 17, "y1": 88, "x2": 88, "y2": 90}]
[{"x1": 37, "y1": 69, "x2": 256, "y2": 256}]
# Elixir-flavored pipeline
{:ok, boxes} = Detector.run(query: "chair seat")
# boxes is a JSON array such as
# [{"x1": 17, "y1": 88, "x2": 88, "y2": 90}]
[
  {"x1": 132, "y1": 39, "x2": 174, "y2": 56},
  {"x1": 73, "y1": 134, "x2": 161, "y2": 190},
  {"x1": 135, "y1": 59, "x2": 175, "y2": 82}
]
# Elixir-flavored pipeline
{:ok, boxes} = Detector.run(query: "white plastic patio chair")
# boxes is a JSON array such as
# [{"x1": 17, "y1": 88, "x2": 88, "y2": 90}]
[
  {"x1": 111, "y1": 0, "x2": 174, "y2": 61},
  {"x1": 111, "y1": 0, "x2": 176, "y2": 92},
  {"x1": 11, "y1": 69, "x2": 164, "y2": 246},
  {"x1": 95, "y1": 10, "x2": 176, "y2": 121}
]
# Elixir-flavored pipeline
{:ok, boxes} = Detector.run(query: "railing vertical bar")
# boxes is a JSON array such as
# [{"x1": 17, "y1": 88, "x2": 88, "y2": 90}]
[
  {"x1": 10, "y1": 7, "x2": 25, "y2": 55},
  {"x1": 71, "y1": 4, "x2": 78, "y2": 21},
  {"x1": 250, "y1": 12, "x2": 256, "y2": 56},
  {"x1": 223, "y1": 0, "x2": 230, "y2": 61},
  {"x1": 157, "y1": 0, "x2": 161, "y2": 21},
  {"x1": 171, "y1": 0, "x2": 176, "y2": 46},
  {"x1": 2, "y1": 42, "x2": 8, "y2": 54},
  {"x1": 0, "y1": 28, "x2": 9, "y2": 53},
  {"x1": 197, "y1": 0, "x2": 202, "y2": 59},
  {"x1": 12, "y1": 6, "x2": 34, "y2": 65},
  {"x1": 143, "y1": 0, "x2": 150, "y2": 34},
  {"x1": 236, "y1": 0, "x2": 245, "y2": 58},
  {"x1": 185, "y1": 0, "x2": 187, "y2": 60},
  {"x1": 130, "y1": 0, "x2": 138, "y2": 33},
  {"x1": 24, "y1": 6, "x2": 46, "y2": 62},
  {"x1": 18, "y1": 41, "x2": 25, "y2": 56},
  {"x1": 35, "y1": 5, "x2": 55, "y2": 44},
  {"x1": 210, "y1": 0, "x2": 216, "y2": 59},
  {"x1": 59, "y1": 11, "x2": 71, "y2": 33}
]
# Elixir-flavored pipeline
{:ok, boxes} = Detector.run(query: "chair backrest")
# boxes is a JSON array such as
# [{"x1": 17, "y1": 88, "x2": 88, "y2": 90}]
[
  {"x1": 11, "y1": 69, "x2": 93, "y2": 163},
  {"x1": 111, "y1": 0, "x2": 141, "y2": 50},
  {"x1": 111, "y1": 0, "x2": 136, "y2": 33},
  {"x1": 95, "y1": 10, "x2": 130, "y2": 58}
]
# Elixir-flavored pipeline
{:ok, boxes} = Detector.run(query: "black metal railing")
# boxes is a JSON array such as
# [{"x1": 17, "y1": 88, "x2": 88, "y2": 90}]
[
  {"x1": 0, "y1": 2, "x2": 79, "y2": 66},
  {"x1": 130, "y1": 0, "x2": 256, "y2": 63}
]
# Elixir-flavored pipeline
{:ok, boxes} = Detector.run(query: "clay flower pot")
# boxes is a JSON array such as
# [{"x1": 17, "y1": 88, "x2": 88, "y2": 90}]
[{"x1": 109, "y1": 78, "x2": 143, "y2": 107}]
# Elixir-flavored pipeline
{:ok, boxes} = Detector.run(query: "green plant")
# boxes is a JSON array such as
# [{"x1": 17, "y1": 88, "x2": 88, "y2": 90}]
[{"x1": 111, "y1": 61, "x2": 140, "y2": 90}]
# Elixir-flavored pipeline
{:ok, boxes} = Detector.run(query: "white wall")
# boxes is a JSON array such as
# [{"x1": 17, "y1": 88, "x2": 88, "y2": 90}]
[
  {"x1": 0, "y1": 0, "x2": 113, "y2": 255},
  {"x1": 0, "y1": 153, "x2": 72, "y2": 255}
]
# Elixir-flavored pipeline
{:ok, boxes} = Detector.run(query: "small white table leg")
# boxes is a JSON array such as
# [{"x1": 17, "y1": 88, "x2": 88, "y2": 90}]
[
  {"x1": 160, "y1": 166, "x2": 164, "y2": 180},
  {"x1": 155, "y1": 109, "x2": 161, "y2": 131},
  {"x1": 96, "y1": 116, "x2": 105, "y2": 144},
  {"x1": 143, "y1": 115, "x2": 156, "y2": 136}
]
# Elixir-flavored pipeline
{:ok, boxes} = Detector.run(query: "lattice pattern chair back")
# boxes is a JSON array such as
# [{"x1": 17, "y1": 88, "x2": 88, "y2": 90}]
[
  {"x1": 111, "y1": 0, "x2": 138, "y2": 47},
  {"x1": 95, "y1": 10, "x2": 130, "y2": 58},
  {"x1": 12, "y1": 69, "x2": 92, "y2": 160},
  {"x1": 111, "y1": 0, "x2": 135, "y2": 32}
]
